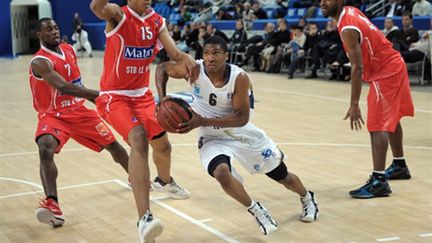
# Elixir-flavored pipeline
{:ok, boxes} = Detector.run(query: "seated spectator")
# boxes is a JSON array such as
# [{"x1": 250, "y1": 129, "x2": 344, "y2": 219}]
[
  {"x1": 237, "y1": 22, "x2": 277, "y2": 71},
  {"x1": 228, "y1": 20, "x2": 248, "y2": 64},
  {"x1": 401, "y1": 27, "x2": 432, "y2": 81},
  {"x1": 412, "y1": 0, "x2": 432, "y2": 16},
  {"x1": 193, "y1": 2, "x2": 213, "y2": 23},
  {"x1": 305, "y1": 0, "x2": 320, "y2": 18},
  {"x1": 287, "y1": 22, "x2": 321, "y2": 79},
  {"x1": 306, "y1": 19, "x2": 342, "y2": 79},
  {"x1": 382, "y1": 18, "x2": 399, "y2": 41},
  {"x1": 275, "y1": 0, "x2": 288, "y2": 18},
  {"x1": 261, "y1": 20, "x2": 290, "y2": 72},
  {"x1": 206, "y1": 24, "x2": 229, "y2": 42},
  {"x1": 271, "y1": 25, "x2": 306, "y2": 74},
  {"x1": 216, "y1": 9, "x2": 233, "y2": 20},
  {"x1": 242, "y1": 2, "x2": 255, "y2": 30},
  {"x1": 61, "y1": 35, "x2": 69, "y2": 44},
  {"x1": 392, "y1": 11, "x2": 420, "y2": 52},
  {"x1": 251, "y1": 1, "x2": 268, "y2": 19},
  {"x1": 298, "y1": 17, "x2": 308, "y2": 32},
  {"x1": 72, "y1": 12, "x2": 83, "y2": 31},
  {"x1": 233, "y1": 3, "x2": 243, "y2": 19},
  {"x1": 72, "y1": 24, "x2": 92, "y2": 58},
  {"x1": 178, "y1": 6, "x2": 192, "y2": 26}
]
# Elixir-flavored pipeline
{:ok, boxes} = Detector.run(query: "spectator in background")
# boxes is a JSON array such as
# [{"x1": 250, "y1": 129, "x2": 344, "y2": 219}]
[
  {"x1": 233, "y1": 3, "x2": 243, "y2": 19},
  {"x1": 252, "y1": 1, "x2": 268, "y2": 19},
  {"x1": 72, "y1": 12, "x2": 83, "y2": 31},
  {"x1": 172, "y1": 24, "x2": 182, "y2": 42},
  {"x1": 193, "y1": 2, "x2": 213, "y2": 23},
  {"x1": 401, "y1": 22, "x2": 432, "y2": 81},
  {"x1": 412, "y1": 0, "x2": 432, "y2": 16},
  {"x1": 185, "y1": 22, "x2": 199, "y2": 48},
  {"x1": 72, "y1": 24, "x2": 92, "y2": 58},
  {"x1": 238, "y1": 22, "x2": 276, "y2": 71},
  {"x1": 274, "y1": 25, "x2": 306, "y2": 74},
  {"x1": 287, "y1": 22, "x2": 321, "y2": 79},
  {"x1": 206, "y1": 24, "x2": 229, "y2": 43},
  {"x1": 275, "y1": 0, "x2": 288, "y2": 18},
  {"x1": 392, "y1": 12, "x2": 419, "y2": 52},
  {"x1": 242, "y1": 2, "x2": 255, "y2": 30},
  {"x1": 382, "y1": 18, "x2": 399, "y2": 41},
  {"x1": 61, "y1": 35, "x2": 69, "y2": 44},
  {"x1": 178, "y1": 6, "x2": 192, "y2": 26},
  {"x1": 216, "y1": 9, "x2": 233, "y2": 20},
  {"x1": 261, "y1": 20, "x2": 290, "y2": 72},
  {"x1": 298, "y1": 17, "x2": 308, "y2": 31},
  {"x1": 229, "y1": 19, "x2": 248, "y2": 64},
  {"x1": 385, "y1": 0, "x2": 404, "y2": 17}
]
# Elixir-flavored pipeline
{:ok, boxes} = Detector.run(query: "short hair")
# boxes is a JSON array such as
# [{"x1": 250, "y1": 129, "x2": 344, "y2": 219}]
[
  {"x1": 204, "y1": 35, "x2": 228, "y2": 52},
  {"x1": 402, "y1": 11, "x2": 412, "y2": 19},
  {"x1": 36, "y1": 17, "x2": 53, "y2": 31}
]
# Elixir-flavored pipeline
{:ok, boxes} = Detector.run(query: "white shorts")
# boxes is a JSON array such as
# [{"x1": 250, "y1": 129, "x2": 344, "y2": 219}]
[{"x1": 198, "y1": 123, "x2": 283, "y2": 176}]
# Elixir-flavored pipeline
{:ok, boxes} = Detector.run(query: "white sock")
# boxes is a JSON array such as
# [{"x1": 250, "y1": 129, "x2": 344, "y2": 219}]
[
  {"x1": 247, "y1": 200, "x2": 256, "y2": 210},
  {"x1": 373, "y1": 170, "x2": 385, "y2": 174},
  {"x1": 393, "y1": 157, "x2": 404, "y2": 160}
]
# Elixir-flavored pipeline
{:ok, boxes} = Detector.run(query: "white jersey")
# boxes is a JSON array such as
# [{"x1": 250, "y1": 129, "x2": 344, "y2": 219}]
[
  {"x1": 191, "y1": 60, "x2": 251, "y2": 137},
  {"x1": 191, "y1": 60, "x2": 282, "y2": 175}
]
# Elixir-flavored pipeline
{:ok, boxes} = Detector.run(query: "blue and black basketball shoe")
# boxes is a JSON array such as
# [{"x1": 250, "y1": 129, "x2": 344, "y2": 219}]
[
  {"x1": 385, "y1": 163, "x2": 411, "y2": 180},
  {"x1": 349, "y1": 176, "x2": 392, "y2": 198}
]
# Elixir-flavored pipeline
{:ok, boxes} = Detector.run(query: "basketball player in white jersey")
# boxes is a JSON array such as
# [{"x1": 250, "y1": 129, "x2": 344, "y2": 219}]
[{"x1": 155, "y1": 36, "x2": 319, "y2": 235}]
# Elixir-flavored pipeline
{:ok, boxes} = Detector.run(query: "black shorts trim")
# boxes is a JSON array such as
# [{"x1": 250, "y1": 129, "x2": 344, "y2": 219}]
[
  {"x1": 207, "y1": 154, "x2": 231, "y2": 177},
  {"x1": 151, "y1": 131, "x2": 166, "y2": 140},
  {"x1": 265, "y1": 161, "x2": 288, "y2": 181}
]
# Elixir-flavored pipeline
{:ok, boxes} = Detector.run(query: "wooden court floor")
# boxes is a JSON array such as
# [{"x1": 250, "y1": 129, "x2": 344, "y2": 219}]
[{"x1": 0, "y1": 52, "x2": 431, "y2": 243}]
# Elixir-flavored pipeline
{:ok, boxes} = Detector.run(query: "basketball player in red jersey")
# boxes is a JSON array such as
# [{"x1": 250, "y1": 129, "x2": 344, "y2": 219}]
[
  {"x1": 90, "y1": 0, "x2": 196, "y2": 241},
  {"x1": 30, "y1": 18, "x2": 129, "y2": 227},
  {"x1": 320, "y1": 0, "x2": 414, "y2": 198}
]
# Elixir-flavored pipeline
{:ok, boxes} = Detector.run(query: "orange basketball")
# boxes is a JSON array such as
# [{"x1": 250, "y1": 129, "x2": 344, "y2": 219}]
[{"x1": 157, "y1": 97, "x2": 192, "y2": 133}]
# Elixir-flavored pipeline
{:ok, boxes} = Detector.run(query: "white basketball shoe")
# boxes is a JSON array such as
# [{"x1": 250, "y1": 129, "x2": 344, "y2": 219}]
[
  {"x1": 151, "y1": 177, "x2": 190, "y2": 199},
  {"x1": 300, "y1": 191, "x2": 319, "y2": 222},
  {"x1": 137, "y1": 210, "x2": 163, "y2": 243},
  {"x1": 247, "y1": 201, "x2": 278, "y2": 235}
]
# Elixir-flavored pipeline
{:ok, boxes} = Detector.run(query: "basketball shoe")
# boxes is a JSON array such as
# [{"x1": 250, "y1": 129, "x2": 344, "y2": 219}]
[
  {"x1": 349, "y1": 176, "x2": 392, "y2": 198},
  {"x1": 247, "y1": 202, "x2": 278, "y2": 235},
  {"x1": 137, "y1": 210, "x2": 163, "y2": 243},
  {"x1": 35, "y1": 198, "x2": 65, "y2": 227},
  {"x1": 300, "y1": 191, "x2": 319, "y2": 222},
  {"x1": 151, "y1": 177, "x2": 190, "y2": 199},
  {"x1": 385, "y1": 162, "x2": 411, "y2": 180}
]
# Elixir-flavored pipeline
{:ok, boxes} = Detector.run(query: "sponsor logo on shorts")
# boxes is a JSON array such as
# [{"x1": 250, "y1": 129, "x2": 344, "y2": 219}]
[
  {"x1": 253, "y1": 164, "x2": 261, "y2": 172},
  {"x1": 95, "y1": 122, "x2": 110, "y2": 136},
  {"x1": 261, "y1": 149, "x2": 273, "y2": 159},
  {"x1": 41, "y1": 124, "x2": 48, "y2": 131},
  {"x1": 132, "y1": 116, "x2": 138, "y2": 123}
]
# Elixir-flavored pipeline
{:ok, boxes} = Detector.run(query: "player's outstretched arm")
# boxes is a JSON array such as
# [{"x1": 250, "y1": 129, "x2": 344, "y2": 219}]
[
  {"x1": 155, "y1": 61, "x2": 191, "y2": 100},
  {"x1": 158, "y1": 28, "x2": 198, "y2": 81},
  {"x1": 341, "y1": 29, "x2": 365, "y2": 131},
  {"x1": 177, "y1": 72, "x2": 250, "y2": 134},
  {"x1": 31, "y1": 58, "x2": 99, "y2": 100},
  {"x1": 90, "y1": 0, "x2": 123, "y2": 30}
]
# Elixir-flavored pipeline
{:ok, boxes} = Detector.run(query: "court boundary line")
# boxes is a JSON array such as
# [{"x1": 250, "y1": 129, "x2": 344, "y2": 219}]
[
  {"x1": 259, "y1": 88, "x2": 432, "y2": 114},
  {"x1": 0, "y1": 142, "x2": 430, "y2": 158},
  {"x1": 0, "y1": 178, "x2": 239, "y2": 243}
]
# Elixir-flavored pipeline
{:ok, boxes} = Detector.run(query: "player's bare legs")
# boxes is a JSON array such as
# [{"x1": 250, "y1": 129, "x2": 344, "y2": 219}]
[
  {"x1": 104, "y1": 141, "x2": 129, "y2": 173},
  {"x1": 371, "y1": 132, "x2": 389, "y2": 171},
  {"x1": 388, "y1": 123, "x2": 404, "y2": 157},
  {"x1": 213, "y1": 163, "x2": 252, "y2": 206},
  {"x1": 37, "y1": 135, "x2": 59, "y2": 198},
  {"x1": 127, "y1": 126, "x2": 151, "y2": 217},
  {"x1": 276, "y1": 172, "x2": 308, "y2": 197},
  {"x1": 149, "y1": 134, "x2": 171, "y2": 183},
  {"x1": 386, "y1": 123, "x2": 411, "y2": 179},
  {"x1": 149, "y1": 133, "x2": 190, "y2": 199},
  {"x1": 36, "y1": 134, "x2": 64, "y2": 227}
]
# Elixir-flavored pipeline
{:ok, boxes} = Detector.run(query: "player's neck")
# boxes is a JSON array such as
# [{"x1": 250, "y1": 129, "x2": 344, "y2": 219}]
[
  {"x1": 206, "y1": 67, "x2": 227, "y2": 85},
  {"x1": 41, "y1": 43, "x2": 60, "y2": 54}
]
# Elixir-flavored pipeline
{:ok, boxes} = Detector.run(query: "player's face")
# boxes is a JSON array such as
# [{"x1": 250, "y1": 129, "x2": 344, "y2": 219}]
[
  {"x1": 37, "y1": 20, "x2": 61, "y2": 46},
  {"x1": 129, "y1": 0, "x2": 151, "y2": 14},
  {"x1": 320, "y1": 0, "x2": 340, "y2": 18},
  {"x1": 203, "y1": 44, "x2": 228, "y2": 73}
]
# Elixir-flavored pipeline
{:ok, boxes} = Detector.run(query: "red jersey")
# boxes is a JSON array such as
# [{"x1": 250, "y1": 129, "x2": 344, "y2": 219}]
[
  {"x1": 337, "y1": 6, "x2": 405, "y2": 82},
  {"x1": 29, "y1": 43, "x2": 85, "y2": 115},
  {"x1": 100, "y1": 6, "x2": 165, "y2": 92}
]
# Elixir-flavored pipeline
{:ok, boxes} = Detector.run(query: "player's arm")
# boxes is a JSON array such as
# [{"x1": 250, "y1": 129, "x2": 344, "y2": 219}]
[
  {"x1": 155, "y1": 61, "x2": 190, "y2": 99},
  {"x1": 31, "y1": 58, "x2": 99, "y2": 100},
  {"x1": 90, "y1": 0, "x2": 123, "y2": 31},
  {"x1": 158, "y1": 27, "x2": 198, "y2": 81},
  {"x1": 177, "y1": 73, "x2": 250, "y2": 133},
  {"x1": 340, "y1": 29, "x2": 365, "y2": 130}
]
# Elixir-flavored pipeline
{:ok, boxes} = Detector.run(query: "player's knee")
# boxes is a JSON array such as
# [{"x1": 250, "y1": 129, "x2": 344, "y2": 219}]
[
  {"x1": 152, "y1": 134, "x2": 172, "y2": 155},
  {"x1": 105, "y1": 141, "x2": 126, "y2": 156},
  {"x1": 36, "y1": 135, "x2": 57, "y2": 161},
  {"x1": 213, "y1": 164, "x2": 232, "y2": 186},
  {"x1": 128, "y1": 127, "x2": 148, "y2": 151},
  {"x1": 265, "y1": 162, "x2": 288, "y2": 182}
]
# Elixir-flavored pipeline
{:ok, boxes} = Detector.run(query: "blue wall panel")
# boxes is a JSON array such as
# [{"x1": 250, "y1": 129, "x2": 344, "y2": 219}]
[{"x1": 0, "y1": 0, "x2": 12, "y2": 57}]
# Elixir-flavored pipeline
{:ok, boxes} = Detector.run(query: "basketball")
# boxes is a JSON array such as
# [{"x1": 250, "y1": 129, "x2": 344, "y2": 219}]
[{"x1": 157, "y1": 97, "x2": 193, "y2": 133}]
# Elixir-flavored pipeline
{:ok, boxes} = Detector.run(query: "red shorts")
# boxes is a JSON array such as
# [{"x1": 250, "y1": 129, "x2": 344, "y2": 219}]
[
  {"x1": 367, "y1": 68, "x2": 414, "y2": 132},
  {"x1": 35, "y1": 106, "x2": 116, "y2": 153},
  {"x1": 95, "y1": 90, "x2": 164, "y2": 143}
]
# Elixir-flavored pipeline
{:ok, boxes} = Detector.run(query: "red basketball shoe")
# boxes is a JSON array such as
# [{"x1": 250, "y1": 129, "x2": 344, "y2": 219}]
[{"x1": 35, "y1": 198, "x2": 65, "y2": 227}]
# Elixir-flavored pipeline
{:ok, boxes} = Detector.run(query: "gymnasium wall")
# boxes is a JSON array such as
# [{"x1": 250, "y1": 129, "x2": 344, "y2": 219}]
[{"x1": 0, "y1": 0, "x2": 12, "y2": 56}]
